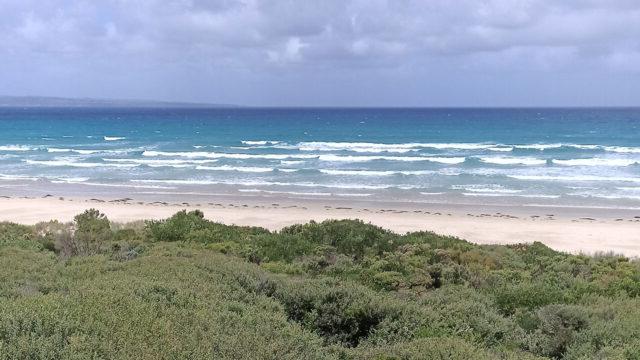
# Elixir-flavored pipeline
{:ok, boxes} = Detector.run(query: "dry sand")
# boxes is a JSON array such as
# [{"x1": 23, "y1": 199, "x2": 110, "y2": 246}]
[{"x1": 1, "y1": 196, "x2": 640, "y2": 257}]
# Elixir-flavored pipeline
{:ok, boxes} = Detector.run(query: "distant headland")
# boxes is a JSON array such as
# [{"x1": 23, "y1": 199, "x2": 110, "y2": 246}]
[{"x1": 0, "y1": 96, "x2": 238, "y2": 108}]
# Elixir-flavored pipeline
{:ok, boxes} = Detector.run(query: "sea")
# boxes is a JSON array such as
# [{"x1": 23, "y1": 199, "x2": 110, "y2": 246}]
[{"x1": 2, "y1": 107, "x2": 640, "y2": 208}]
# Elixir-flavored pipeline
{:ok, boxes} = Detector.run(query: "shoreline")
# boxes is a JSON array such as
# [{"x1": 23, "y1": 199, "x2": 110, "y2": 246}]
[{"x1": 2, "y1": 195, "x2": 640, "y2": 257}]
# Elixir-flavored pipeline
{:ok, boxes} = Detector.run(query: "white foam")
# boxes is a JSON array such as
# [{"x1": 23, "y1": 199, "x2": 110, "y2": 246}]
[
  {"x1": 464, "y1": 187, "x2": 522, "y2": 194},
  {"x1": 280, "y1": 160, "x2": 305, "y2": 165},
  {"x1": 0, "y1": 145, "x2": 33, "y2": 152},
  {"x1": 319, "y1": 169, "x2": 433, "y2": 176},
  {"x1": 603, "y1": 146, "x2": 640, "y2": 154},
  {"x1": 104, "y1": 158, "x2": 217, "y2": 167},
  {"x1": 570, "y1": 144, "x2": 600, "y2": 150},
  {"x1": 552, "y1": 158, "x2": 638, "y2": 167},
  {"x1": 143, "y1": 150, "x2": 318, "y2": 160},
  {"x1": 195, "y1": 165, "x2": 274, "y2": 173},
  {"x1": 238, "y1": 189, "x2": 331, "y2": 196},
  {"x1": 25, "y1": 159, "x2": 136, "y2": 168},
  {"x1": 49, "y1": 177, "x2": 90, "y2": 183},
  {"x1": 104, "y1": 136, "x2": 126, "y2": 141},
  {"x1": 510, "y1": 174, "x2": 640, "y2": 183},
  {"x1": 462, "y1": 192, "x2": 560, "y2": 199},
  {"x1": 241, "y1": 140, "x2": 281, "y2": 145},
  {"x1": 424, "y1": 157, "x2": 466, "y2": 164},
  {"x1": 514, "y1": 143, "x2": 563, "y2": 150},
  {"x1": 294, "y1": 141, "x2": 495, "y2": 153},
  {"x1": 47, "y1": 148, "x2": 102, "y2": 154},
  {"x1": 479, "y1": 156, "x2": 547, "y2": 166},
  {"x1": 131, "y1": 179, "x2": 396, "y2": 190},
  {"x1": 317, "y1": 154, "x2": 453, "y2": 163},
  {"x1": 142, "y1": 150, "x2": 448, "y2": 163},
  {"x1": 488, "y1": 147, "x2": 514, "y2": 152},
  {"x1": 0, "y1": 174, "x2": 38, "y2": 181},
  {"x1": 335, "y1": 193, "x2": 372, "y2": 197}
]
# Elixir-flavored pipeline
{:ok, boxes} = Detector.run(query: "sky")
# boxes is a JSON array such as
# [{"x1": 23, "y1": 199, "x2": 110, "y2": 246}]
[{"x1": 2, "y1": 0, "x2": 640, "y2": 107}]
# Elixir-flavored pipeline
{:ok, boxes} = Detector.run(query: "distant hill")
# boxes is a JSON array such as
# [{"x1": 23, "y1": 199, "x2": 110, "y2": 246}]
[{"x1": 0, "y1": 96, "x2": 238, "y2": 108}]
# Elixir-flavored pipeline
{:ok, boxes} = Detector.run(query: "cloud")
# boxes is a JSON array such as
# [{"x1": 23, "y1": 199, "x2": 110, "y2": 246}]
[{"x1": 1, "y1": 0, "x2": 640, "y2": 105}]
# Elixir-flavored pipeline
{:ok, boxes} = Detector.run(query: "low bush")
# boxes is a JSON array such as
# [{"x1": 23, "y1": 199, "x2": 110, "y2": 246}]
[{"x1": 1, "y1": 209, "x2": 640, "y2": 359}]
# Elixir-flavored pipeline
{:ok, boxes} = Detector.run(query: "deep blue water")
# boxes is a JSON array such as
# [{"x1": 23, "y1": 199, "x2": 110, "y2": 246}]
[{"x1": 2, "y1": 107, "x2": 640, "y2": 206}]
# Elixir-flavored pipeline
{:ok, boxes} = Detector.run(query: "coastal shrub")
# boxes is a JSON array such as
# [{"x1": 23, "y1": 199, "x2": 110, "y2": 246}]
[
  {"x1": 146, "y1": 209, "x2": 208, "y2": 242},
  {"x1": 146, "y1": 210, "x2": 268, "y2": 244},
  {"x1": 526, "y1": 305, "x2": 589, "y2": 358},
  {"x1": 0, "y1": 222, "x2": 40, "y2": 250},
  {"x1": 73, "y1": 209, "x2": 112, "y2": 255},
  {"x1": 281, "y1": 219, "x2": 399, "y2": 259},
  {"x1": 2, "y1": 209, "x2": 640, "y2": 359}
]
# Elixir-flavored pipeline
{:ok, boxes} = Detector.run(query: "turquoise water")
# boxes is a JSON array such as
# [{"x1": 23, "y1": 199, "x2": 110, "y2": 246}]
[{"x1": 1, "y1": 107, "x2": 640, "y2": 207}]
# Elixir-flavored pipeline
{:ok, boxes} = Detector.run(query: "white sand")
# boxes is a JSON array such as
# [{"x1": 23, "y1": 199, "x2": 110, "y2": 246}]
[{"x1": 1, "y1": 197, "x2": 639, "y2": 257}]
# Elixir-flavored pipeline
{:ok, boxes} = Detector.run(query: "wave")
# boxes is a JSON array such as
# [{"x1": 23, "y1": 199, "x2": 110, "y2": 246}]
[
  {"x1": 479, "y1": 156, "x2": 547, "y2": 166},
  {"x1": 513, "y1": 143, "x2": 563, "y2": 150},
  {"x1": 143, "y1": 150, "x2": 318, "y2": 160},
  {"x1": 104, "y1": 136, "x2": 126, "y2": 141},
  {"x1": 25, "y1": 159, "x2": 136, "y2": 168},
  {"x1": 603, "y1": 146, "x2": 640, "y2": 154},
  {"x1": 292, "y1": 141, "x2": 496, "y2": 153},
  {"x1": 104, "y1": 158, "x2": 217, "y2": 167},
  {"x1": 0, "y1": 145, "x2": 33, "y2": 151},
  {"x1": 462, "y1": 192, "x2": 561, "y2": 199},
  {"x1": 195, "y1": 165, "x2": 275, "y2": 173},
  {"x1": 317, "y1": 154, "x2": 462, "y2": 163},
  {"x1": 552, "y1": 158, "x2": 638, "y2": 167},
  {"x1": 238, "y1": 189, "x2": 331, "y2": 196},
  {"x1": 464, "y1": 188, "x2": 522, "y2": 194},
  {"x1": 319, "y1": 169, "x2": 433, "y2": 176},
  {"x1": 142, "y1": 150, "x2": 460, "y2": 163},
  {"x1": 47, "y1": 148, "x2": 102, "y2": 154},
  {"x1": 280, "y1": 160, "x2": 305, "y2": 165},
  {"x1": 488, "y1": 147, "x2": 514, "y2": 152},
  {"x1": 241, "y1": 140, "x2": 281, "y2": 145},
  {"x1": 509, "y1": 174, "x2": 640, "y2": 183},
  {"x1": 131, "y1": 179, "x2": 401, "y2": 190},
  {"x1": 0, "y1": 173, "x2": 38, "y2": 181},
  {"x1": 48, "y1": 177, "x2": 90, "y2": 184}
]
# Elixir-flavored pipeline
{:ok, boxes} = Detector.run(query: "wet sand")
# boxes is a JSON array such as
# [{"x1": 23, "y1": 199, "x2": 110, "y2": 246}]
[{"x1": 1, "y1": 195, "x2": 640, "y2": 257}]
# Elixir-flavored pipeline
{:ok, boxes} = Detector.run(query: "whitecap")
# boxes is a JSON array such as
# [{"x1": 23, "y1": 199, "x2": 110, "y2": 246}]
[
  {"x1": 319, "y1": 169, "x2": 433, "y2": 176},
  {"x1": 552, "y1": 158, "x2": 638, "y2": 167},
  {"x1": 603, "y1": 146, "x2": 640, "y2": 154},
  {"x1": 104, "y1": 136, "x2": 126, "y2": 141},
  {"x1": 513, "y1": 143, "x2": 563, "y2": 150},
  {"x1": 0, "y1": 174, "x2": 38, "y2": 181},
  {"x1": 479, "y1": 156, "x2": 547, "y2": 166},
  {"x1": 143, "y1": 150, "x2": 318, "y2": 160},
  {"x1": 0, "y1": 145, "x2": 33, "y2": 152},
  {"x1": 131, "y1": 179, "x2": 396, "y2": 190},
  {"x1": 510, "y1": 174, "x2": 640, "y2": 183},
  {"x1": 241, "y1": 140, "x2": 281, "y2": 145},
  {"x1": 25, "y1": 159, "x2": 136, "y2": 168},
  {"x1": 195, "y1": 165, "x2": 274, "y2": 173},
  {"x1": 238, "y1": 189, "x2": 331, "y2": 196},
  {"x1": 293, "y1": 141, "x2": 495, "y2": 153}
]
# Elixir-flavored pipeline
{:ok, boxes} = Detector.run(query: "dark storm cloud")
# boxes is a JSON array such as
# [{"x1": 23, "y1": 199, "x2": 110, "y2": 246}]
[{"x1": 2, "y1": 0, "x2": 640, "y2": 105}]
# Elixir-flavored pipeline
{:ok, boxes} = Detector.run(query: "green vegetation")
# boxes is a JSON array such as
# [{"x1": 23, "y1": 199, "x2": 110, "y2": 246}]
[{"x1": 1, "y1": 209, "x2": 640, "y2": 359}]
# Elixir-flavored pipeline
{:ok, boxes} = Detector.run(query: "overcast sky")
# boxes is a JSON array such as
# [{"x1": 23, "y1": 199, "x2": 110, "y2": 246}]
[{"x1": 2, "y1": 0, "x2": 640, "y2": 106}]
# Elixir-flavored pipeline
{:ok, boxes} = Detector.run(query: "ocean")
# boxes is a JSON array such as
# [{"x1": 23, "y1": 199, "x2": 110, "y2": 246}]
[{"x1": 2, "y1": 107, "x2": 640, "y2": 208}]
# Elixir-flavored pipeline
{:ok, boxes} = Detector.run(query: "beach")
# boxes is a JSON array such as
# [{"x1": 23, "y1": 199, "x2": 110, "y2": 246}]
[{"x1": 2, "y1": 194, "x2": 639, "y2": 256}]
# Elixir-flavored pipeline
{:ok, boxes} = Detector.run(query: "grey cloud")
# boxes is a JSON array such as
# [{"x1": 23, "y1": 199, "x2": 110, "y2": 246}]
[{"x1": 1, "y1": 0, "x2": 640, "y2": 105}]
